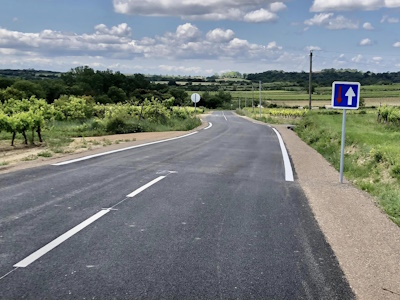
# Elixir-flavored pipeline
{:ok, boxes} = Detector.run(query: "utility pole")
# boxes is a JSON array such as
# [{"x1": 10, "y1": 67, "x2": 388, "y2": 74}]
[
  {"x1": 309, "y1": 50, "x2": 313, "y2": 110},
  {"x1": 259, "y1": 81, "x2": 262, "y2": 118},
  {"x1": 252, "y1": 84, "x2": 255, "y2": 113}
]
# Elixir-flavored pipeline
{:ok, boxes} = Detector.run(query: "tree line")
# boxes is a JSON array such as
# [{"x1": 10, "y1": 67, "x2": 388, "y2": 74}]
[
  {"x1": 246, "y1": 69, "x2": 400, "y2": 87},
  {"x1": 0, "y1": 66, "x2": 234, "y2": 109}
]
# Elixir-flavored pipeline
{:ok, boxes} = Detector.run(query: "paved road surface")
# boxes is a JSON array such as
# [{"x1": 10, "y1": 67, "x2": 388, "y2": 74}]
[{"x1": 0, "y1": 112, "x2": 354, "y2": 299}]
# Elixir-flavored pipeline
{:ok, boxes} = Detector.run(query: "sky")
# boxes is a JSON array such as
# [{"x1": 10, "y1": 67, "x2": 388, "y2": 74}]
[{"x1": 0, "y1": 0, "x2": 399, "y2": 76}]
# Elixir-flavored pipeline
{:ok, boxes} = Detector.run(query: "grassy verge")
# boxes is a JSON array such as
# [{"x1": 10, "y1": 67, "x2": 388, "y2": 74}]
[
  {"x1": 0, "y1": 116, "x2": 201, "y2": 154},
  {"x1": 295, "y1": 110, "x2": 400, "y2": 226}
]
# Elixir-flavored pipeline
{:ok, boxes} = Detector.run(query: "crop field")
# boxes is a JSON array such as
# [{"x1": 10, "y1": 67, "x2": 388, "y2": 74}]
[{"x1": 188, "y1": 84, "x2": 400, "y2": 108}]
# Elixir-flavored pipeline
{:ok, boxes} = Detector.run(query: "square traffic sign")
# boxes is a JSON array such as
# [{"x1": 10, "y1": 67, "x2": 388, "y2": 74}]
[{"x1": 331, "y1": 81, "x2": 361, "y2": 110}]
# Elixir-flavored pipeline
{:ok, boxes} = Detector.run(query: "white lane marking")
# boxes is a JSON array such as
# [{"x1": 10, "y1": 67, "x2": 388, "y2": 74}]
[
  {"x1": 272, "y1": 128, "x2": 294, "y2": 182},
  {"x1": 222, "y1": 112, "x2": 227, "y2": 121},
  {"x1": 14, "y1": 210, "x2": 110, "y2": 268},
  {"x1": 127, "y1": 176, "x2": 166, "y2": 198},
  {"x1": 204, "y1": 122, "x2": 213, "y2": 130},
  {"x1": 53, "y1": 131, "x2": 199, "y2": 166},
  {"x1": 13, "y1": 174, "x2": 170, "y2": 268}
]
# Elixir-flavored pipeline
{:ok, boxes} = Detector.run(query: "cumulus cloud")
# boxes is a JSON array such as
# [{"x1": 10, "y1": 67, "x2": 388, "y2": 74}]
[
  {"x1": 363, "y1": 22, "x2": 374, "y2": 30},
  {"x1": 266, "y1": 41, "x2": 282, "y2": 50},
  {"x1": 243, "y1": 9, "x2": 277, "y2": 23},
  {"x1": 175, "y1": 23, "x2": 201, "y2": 40},
  {"x1": 0, "y1": 23, "x2": 285, "y2": 65},
  {"x1": 206, "y1": 28, "x2": 235, "y2": 42},
  {"x1": 360, "y1": 38, "x2": 372, "y2": 46},
  {"x1": 304, "y1": 13, "x2": 359, "y2": 29},
  {"x1": 372, "y1": 56, "x2": 383, "y2": 61},
  {"x1": 270, "y1": 2, "x2": 287, "y2": 12},
  {"x1": 94, "y1": 23, "x2": 132, "y2": 37},
  {"x1": 310, "y1": 0, "x2": 400, "y2": 12},
  {"x1": 393, "y1": 42, "x2": 400, "y2": 47},
  {"x1": 113, "y1": 0, "x2": 286, "y2": 22}
]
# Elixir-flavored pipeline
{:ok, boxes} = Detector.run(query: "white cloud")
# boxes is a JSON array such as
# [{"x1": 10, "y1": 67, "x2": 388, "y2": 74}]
[
  {"x1": 393, "y1": 42, "x2": 400, "y2": 47},
  {"x1": 175, "y1": 23, "x2": 201, "y2": 40},
  {"x1": 360, "y1": 38, "x2": 372, "y2": 46},
  {"x1": 266, "y1": 41, "x2": 282, "y2": 50},
  {"x1": 372, "y1": 56, "x2": 383, "y2": 61},
  {"x1": 311, "y1": 0, "x2": 400, "y2": 12},
  {"x1": 305, "y1": 45, "x2": 322, "y2": 51},
  {"x1": 206, "y1": 28, "x2": 235, "y2": 42},
  {"x1": 270, "y1": 2, "x2": 287, "y2": 12},
  {"x1": 113, "y1": 0, "x2": 287, "y2": 22},
  {"x1": 94, "y1": 23, "x2": 132, "y2": 37},
  {"x1": 243, "y1": 9, "x2": 277, "y2": 23},
  {"x1": 352, "y1": 54, "x2": 363, "y2": 62},
  {"x1": 363, "y1": 22, "x2": 374, "y2": 30},
  {"x1": 304, "y1": 13, "x2": 359, "y2": 30},
  {"x1": 381, "y1": 15, "x2": 399, "y2": 23}
]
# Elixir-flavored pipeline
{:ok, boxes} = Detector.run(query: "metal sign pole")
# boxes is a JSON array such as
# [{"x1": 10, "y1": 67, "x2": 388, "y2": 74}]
[{"x1": 339, "y1": 109, "x2": 347, "y2": 183}]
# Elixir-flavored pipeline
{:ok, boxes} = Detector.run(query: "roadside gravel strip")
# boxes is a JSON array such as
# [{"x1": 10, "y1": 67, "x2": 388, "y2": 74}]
[{"x1": 274, "y1": 124, "x2": 400, "y2": 300}]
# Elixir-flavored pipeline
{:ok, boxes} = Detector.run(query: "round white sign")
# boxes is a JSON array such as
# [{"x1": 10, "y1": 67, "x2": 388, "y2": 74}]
[{"x1": 191, "y1": 93, "x2": 201, "y2": 103}]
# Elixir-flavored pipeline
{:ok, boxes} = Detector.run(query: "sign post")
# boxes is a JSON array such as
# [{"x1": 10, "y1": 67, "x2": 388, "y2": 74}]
[
  {"x1": 331, "y1": 81, "x2": 361, "y2": 183},
  {"x1": 191, "y1": 93, "x2": 201, "y2": 116}
]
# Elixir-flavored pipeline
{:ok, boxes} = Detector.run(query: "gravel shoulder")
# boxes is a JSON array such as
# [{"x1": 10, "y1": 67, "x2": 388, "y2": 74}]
[
  {"x1": 273, "y1": 124, "x2": 400, "y2": 300},
  {"x1": 0, "y1": 118, "x2": 209, "y2": 174}
]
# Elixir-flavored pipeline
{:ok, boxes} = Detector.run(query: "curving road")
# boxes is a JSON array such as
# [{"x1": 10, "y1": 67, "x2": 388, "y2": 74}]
[{"x1": 0, "y1": 112, "x2": 354, "y2": 299}]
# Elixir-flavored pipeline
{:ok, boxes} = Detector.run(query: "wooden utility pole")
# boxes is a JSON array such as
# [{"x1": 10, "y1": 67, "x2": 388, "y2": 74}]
[{"x1": 309, "y1": 50, "x2": 313, "y2": 109}]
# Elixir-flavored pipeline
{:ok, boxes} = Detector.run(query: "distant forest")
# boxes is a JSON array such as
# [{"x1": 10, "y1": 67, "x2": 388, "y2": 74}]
[
  {"x1": 1, "y1": 67, "x2": 400, "y2": 107},
  {"x1": 246, "y1": 69, "x2": 400, "y2": 86}
]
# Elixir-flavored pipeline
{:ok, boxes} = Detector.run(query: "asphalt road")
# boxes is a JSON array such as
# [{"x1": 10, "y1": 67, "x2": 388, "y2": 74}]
[{"x1": 0, "y1": 111, "x2": 354, "y2": 299}]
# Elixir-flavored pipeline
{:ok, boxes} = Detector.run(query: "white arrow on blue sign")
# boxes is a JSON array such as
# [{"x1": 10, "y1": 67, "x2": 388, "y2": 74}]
[{"x1": 331, "y1": 81, "x2": 361, "y2": 110}]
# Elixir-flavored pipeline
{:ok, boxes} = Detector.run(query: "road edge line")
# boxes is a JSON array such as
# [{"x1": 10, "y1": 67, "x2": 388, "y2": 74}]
[
  {"x1": 52, "y1": 131, "x2": 199, "y2": 166},
  {"x1": 272, "y1": 128, "x2": 294, "y2": 182}
]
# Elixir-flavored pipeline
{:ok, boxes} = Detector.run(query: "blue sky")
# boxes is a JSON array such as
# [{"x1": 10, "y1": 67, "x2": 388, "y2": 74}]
[{"x1": 0, "y1": 0, "x2": 399, "y2": 75}]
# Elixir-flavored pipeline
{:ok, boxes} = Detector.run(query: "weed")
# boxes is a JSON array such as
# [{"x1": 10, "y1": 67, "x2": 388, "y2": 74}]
[
  {"x1": 37, "y1": 151, "x2": 53, "y2": 158},
  {"x1": 22, "y1": 155, "x2": 38, "y2": 161}
]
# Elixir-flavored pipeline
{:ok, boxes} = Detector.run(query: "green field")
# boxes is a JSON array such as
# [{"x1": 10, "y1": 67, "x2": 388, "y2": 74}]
[
  {"x1": 188, "y1": 84, "x2": 400, "y2": 108},
  {"x1": 295, "y1": 110, "x2": 400, "y2": 226}
]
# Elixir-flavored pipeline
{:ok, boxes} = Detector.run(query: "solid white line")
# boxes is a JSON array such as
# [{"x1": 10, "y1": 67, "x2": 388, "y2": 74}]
[
  {"x1": 127, "y1": 176, "x2": 166, "y2": 198},
  {"x1": 14, "y1": 210, "x2": 110, "y2": 268},
  {"x1": 222, "y1": 112, "x2": 227, "y2": 121},
  {"x1": 272, "y1": 128, "x2": 294, "y2": 182},
  {"x1": 53, "y1": 131, "x2": 199, "y2": 166},
  {"x1": 204, "y1": 122, "x2": 213, "y2": 130}
]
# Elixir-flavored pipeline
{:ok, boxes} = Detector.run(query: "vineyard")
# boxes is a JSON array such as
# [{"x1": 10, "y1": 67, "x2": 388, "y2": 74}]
[
  {"x1": 0, "y1": 96, "x2": 202, "y2": 147},
  {"x1": 378, "y1": 105, "x2": 400, "y2": 125}
]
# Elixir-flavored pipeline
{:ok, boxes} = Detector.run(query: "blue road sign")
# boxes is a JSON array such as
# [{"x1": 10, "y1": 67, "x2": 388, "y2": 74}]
[{"x1": 332, "y1": 81, "x2": 361, "y2": 110}]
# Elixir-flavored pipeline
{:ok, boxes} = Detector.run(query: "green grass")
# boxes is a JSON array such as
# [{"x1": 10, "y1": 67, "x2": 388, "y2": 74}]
[
  {"x1": 37, "y1": 151, "x2": 53, "y2": 158},
  {"x1": 295, "y1": 110, "x2": 400, "y2": 226}
]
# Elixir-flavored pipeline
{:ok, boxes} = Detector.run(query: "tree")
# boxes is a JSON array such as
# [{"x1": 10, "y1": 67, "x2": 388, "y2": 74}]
[{"x1": 12, "y1": 80, "x2": 46, "y2": 99}]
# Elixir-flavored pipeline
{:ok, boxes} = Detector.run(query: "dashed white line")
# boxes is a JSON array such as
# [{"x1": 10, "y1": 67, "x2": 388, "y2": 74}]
[
  {"x1": 53, "y1": 131, "x2": 199, "y2": 166},
  {"x1": 222, "y1": 112, "x2": 227, "y2": 121},
  {"x1": 272, "y1": 128, "x2": 294, "y2": 182},
  {"x1": 14, "y1": 210, "x2": 110, "y2": 268},
  {"x1": 127, "y1": 176, "x2": 166, "y2": 198},
  {"x1": 13, "y1": 175, "x2": 171, "y2": 268}
]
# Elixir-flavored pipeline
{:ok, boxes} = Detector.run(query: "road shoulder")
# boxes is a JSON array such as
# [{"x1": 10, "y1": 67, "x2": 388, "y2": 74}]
[
  {"x1": 275, "y1": 124, "x2": 400, "y2": 300},
  {"x1": 0, "y1": 119, "x2": 209, "y2": 174}
]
